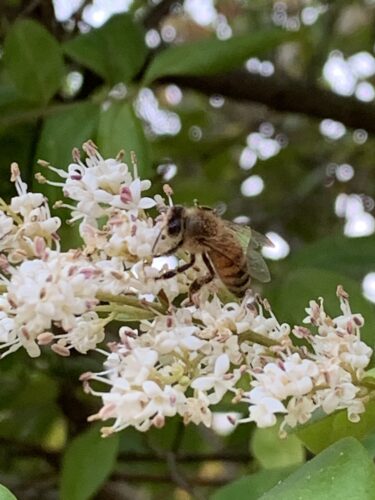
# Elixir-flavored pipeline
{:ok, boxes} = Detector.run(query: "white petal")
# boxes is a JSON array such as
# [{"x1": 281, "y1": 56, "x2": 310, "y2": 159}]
[
  {"x1": 130, "y1": 178, "x2": 141, "y2": 200},
  {"x1": 191, "y1": 376, "x2": 215, "y2": 391},
  {"x1": 143, "y1": 380, "x2": 162, "y2": 397},
  {"x1": 214, "y1": 353, "x2": 230, "y2": 376},
  {"x1": 262, "y1": 397, "x2": 287, "y2": 413},
  {"x1": 139, "y1": 197, "x2": 156, "y2": 209}
]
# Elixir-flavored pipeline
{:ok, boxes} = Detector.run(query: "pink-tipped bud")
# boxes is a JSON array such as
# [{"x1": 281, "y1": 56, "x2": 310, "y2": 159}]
[
  {"x1": 120, "y1": 186, "x2": 133, "y2": 203},
  {"x1": 37, "y1": 332, "x2": 54, "y2": 345},
  {"x1": 51, "y1": 343, "x2": 71, "y2": 357},
  {"x1": 152, "y1": 414, "x2": 165, "y2": 428},
  {"x1": 10, "y1": 162, "x2": 20, "y2": 182}
]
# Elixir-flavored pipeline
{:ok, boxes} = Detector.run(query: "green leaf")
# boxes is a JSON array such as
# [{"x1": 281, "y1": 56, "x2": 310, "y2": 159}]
[
  {"x1": 0, "y1": 484, "x2": 17, "y2": 500},
  {"x1": 270, "y1": 268, "x2": 375, "y2": 350},
  {"x1": 362, "y1": 367, "x2": 375, "y2": 385},
  {"x1": 144, "y1": 29, "x2": 297, "y2": 84},
  {"x1": 60, "y1": 424, "x2": 119, "y2": 500},
  {"x1": 259, "y1": 437, "x2": 375, "y2": 500},
  {"x1": 251, "y1": 425, "x2": 305, "y2": 469},
  {"x1": 0, "y1": 372, "x2": 61, "y2": 445},
  {"x1": 211, "y1": 467, "x2": 296, "y2": 500},
  {"x1": 0, "y1": 123, "x2": 35, "y2": 198},
  {"x1": 35, "y1": 102, "x2": 99, "y2": 169},
  {"x1": 64, "y1": 14, "x2": 147, "y2": 84},
  {"x1": 289, "y1": 235, "x2": 375, "y2": 281},
  {"x1": 296, "y1": 401, "x2": 375, "y2": 454},
  {"x1": 34, "y1": 101, "x2": 99, "y2": 208},
  {"x1": 362, "y1": 431, "x2": 375, "y2": 458},
  {"x1": 4, "y1": 19, "x2": 64, "y2": 104},
  {"x1": 97, "y1": 100, "x2": 151, "y2": 177}
]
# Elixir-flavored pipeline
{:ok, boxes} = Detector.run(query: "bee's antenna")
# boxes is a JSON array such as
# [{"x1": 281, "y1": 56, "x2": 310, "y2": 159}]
[
  {"x1": 163, "y1": 184, "x2": 174, "y2": 207},
  {"x1": 152, "y1": 229, "x2": 163, "y2": 255}
]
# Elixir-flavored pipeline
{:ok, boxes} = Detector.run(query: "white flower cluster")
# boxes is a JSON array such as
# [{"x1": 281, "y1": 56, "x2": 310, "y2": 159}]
[
  {"x1": 0, "y1": 142, "x2": 373, "y2": 438},
  {"x1": 241, "y1": 286, "x2": 372, "y2": 430},
  {"x1": 83, "y1": 289, "x2": 373, "y2": 435},
  {"x1": 0, "y1": 163, "x2": 61, "y2": 263}
]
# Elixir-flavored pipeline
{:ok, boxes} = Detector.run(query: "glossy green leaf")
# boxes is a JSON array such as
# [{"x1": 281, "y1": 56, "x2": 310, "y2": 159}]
[
  {"x1": 211, "y1": 467, "x2": 296, "y2": 500},
  {"x1": 0, "y1": 484, "x2": 17, "y2": 500},
  {"x1": 60, "y1": 424, "x2": 119, "y2": 500},
  {"x1": 64, "y1": 14, "x2": 147, "y2": 84},
  {"x1": 4, "y1": 19, "x2": 64, "y2": 104},
  {"x1": 144, "y1": 29, "x2": 297, "y2": 84},
  {"x1": 259, "y1": 438, "x2": 375, "y2": 500},
  {"x1": 251, "y1": 425, "x2": 305, "y2": 469},
  {"x1": 97, "y1": 100, "x2": 151, "y2": 176},
  {"x1": 270, "y1": 268, "x2": 375, "y2": 350},
  {"x1": 296, "y1": 401, "x2": 375, "y2": 454}
]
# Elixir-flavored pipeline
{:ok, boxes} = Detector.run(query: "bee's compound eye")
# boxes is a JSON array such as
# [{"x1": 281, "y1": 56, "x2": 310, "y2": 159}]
[{"x1": 167, "y1": 218, "x2": 181, "y2": 235}]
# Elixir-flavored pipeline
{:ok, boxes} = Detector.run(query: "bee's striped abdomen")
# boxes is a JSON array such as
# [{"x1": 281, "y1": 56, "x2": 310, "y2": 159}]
[{"x1": 208, "y1": 249, "x2": 251, "y2": 297}]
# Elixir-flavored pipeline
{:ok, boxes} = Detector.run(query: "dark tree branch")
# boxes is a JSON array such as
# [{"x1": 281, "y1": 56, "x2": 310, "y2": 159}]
[
  {"x1": 118, "y1": 451, "x2": 252, "y2": 463},
  {"x1": 111, "y1": 472, "x2": 233, "y2": 486},
  {"x1": 158, "y1": 70, "x2": 375, "y2": 133},
  {"x1": 143, "y1": 0, "x2": 180, "y2": 30},
  {"x1": 0, "y1": 435, "x2": 252, "y2": 465}
]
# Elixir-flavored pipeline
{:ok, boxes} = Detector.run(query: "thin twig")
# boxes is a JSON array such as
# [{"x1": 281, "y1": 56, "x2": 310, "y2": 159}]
[
  {"x1": 166, "y1": 452, "x2": 205, "y2": 500},
  {"x1": 143, "y1": 0, "x2": 179, "y2": 30}
]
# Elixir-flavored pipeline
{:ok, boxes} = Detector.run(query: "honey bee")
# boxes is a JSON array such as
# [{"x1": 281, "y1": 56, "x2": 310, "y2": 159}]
[{"x1": 152, "y1": 204, "x2": 273, "y2": 299}]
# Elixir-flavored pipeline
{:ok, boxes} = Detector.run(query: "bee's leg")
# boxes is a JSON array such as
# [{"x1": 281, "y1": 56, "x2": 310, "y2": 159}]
[
  {"x1": 188, "y1": 253, "x2": 215, "y2": 301},
  {"x1": 156, "y1": 254, "x2": 196, "y2": 280}
]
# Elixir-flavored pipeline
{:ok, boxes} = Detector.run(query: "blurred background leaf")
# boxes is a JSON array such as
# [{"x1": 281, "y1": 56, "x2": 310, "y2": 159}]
[
  {"x1": 144, "y1": 29, "x2": 298, "y2": 83},
  {"x1": 3, "y1": 19, "x2": 64, "y2": 104},
  {"x1": 64, "y1": 14, "x2": 147, "y2": 85},
  {"x1": 60, "y1": 424, "x2": 119, "y2": 500},
  {"x1": 97, "y1": 100, "x2": 151, "y2": 176}
]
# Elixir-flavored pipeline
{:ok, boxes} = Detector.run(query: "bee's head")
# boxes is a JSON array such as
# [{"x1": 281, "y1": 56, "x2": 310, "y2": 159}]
[
  {"x1": 152, "y1": 205, "x2": 185, "y2": 256},
  {"x1": 166, "y1": 205, "x2": 184, "y2": 236}
]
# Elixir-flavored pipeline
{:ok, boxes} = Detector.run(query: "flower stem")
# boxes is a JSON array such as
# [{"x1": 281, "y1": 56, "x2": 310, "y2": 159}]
[{"x1": 238, "y1": 330, "x2": 280, "y2": 348}]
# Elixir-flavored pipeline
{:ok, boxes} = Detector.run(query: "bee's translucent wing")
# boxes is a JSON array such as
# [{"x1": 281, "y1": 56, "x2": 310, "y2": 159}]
[
  {"x1": 224, "y1": 221, "x2": 273, "y2": 283},
  {"x1": 250, "y1": 229, "x2": 274, "y2": 250},
  {"x1": 246, "y1": 244, "x2": 271, "y2": 283}
]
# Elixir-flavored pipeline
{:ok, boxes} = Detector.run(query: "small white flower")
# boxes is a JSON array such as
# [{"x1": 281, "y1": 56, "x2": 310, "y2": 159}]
[
  {"x1": 192, "y1": 353, "x2": 238, "y2": 404},
  {"x1": 319, "y1": 381, "x2": 358, "y2": 414},
  {"x1": 182, "y1": 396, "x2": 212, "y2": 427},
  {"x1": 340, "y1": 339, "x2": 373, "y2": 370},
  {"x1": 110, "y1": 177, "x2": 156, "y2": 214},
  {"x1": 155, "y1": 325, "x2": 205, "y2": 354},
  {"x1": 139, "y1": 381, "x2": 182, "y2": 420},
  {"x1": 283, "y1": 396, "x2": 316, "y2": 428},
  {"x1": 247, "y1": 397, "x2": 287, "y2": 428},
  {"x1": 61, "y1": 312, "x2": 105, "y2": 354}
]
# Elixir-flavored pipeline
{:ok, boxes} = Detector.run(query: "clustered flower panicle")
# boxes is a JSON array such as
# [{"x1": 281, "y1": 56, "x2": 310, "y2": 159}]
[{"x1": 0, "y1": 141, "x2": 373, "y2": 437}]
